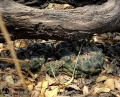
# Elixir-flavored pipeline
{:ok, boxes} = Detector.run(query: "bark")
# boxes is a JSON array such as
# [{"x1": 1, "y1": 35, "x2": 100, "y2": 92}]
[{"x1": 0, "y1": 0, "x2": 120, "y2": 42}]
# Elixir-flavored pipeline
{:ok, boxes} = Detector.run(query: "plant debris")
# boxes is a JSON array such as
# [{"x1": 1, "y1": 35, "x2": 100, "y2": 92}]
[{"x1": 0, "y1": 1, "x2": 120, "y2": 97}]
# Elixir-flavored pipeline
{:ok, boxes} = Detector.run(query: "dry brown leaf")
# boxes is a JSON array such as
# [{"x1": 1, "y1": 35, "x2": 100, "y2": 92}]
[
  {"x1": 104, "y1": 78, "x2": 115, "y2": 90},
  {"x1": 96, "y1": 76, "x2": 108, "y2": 82},
  {"x1": 46, "y1": 74, "x2": 55, "y2": 85},
  {"x1": 93, "y1": 36, "x2": 105, "y2": 45},
  {"x1": 114, "y1": 79, "x2": 120, "y2": 90},
  {"x1": 57, "y1": 75, "x2": 72, "y2": 84},
  {"x1": 94, "y1": 87, "x2": 110, "y2": 93},
  {"x1": 67, "y1": 84, "x2": 80, "y2": 90},
  {"x1": 59, "y1": 77, "x2": 74, "y2": 89},
  {"x1": 103, "y1": 64, "x2": 114, "y2": 73},
  {"x1": 40, "y1": 80, "x2": 49, "y2": 97},
  {"x1": 25, "y1": 80, "x2": 31, "y2": 85},
  {"x1": 96, "y1": 83, "x2": 106, "y2": 88},
  {"x1": 5, "y1": 75, "x2": 14, "y2": 85},
  {"x1": 82, "y1": 86, "x2": 89, "y2": 94},
  {"x1": 27, "y1": 83, "x2": 34, "y2": 91},
  {"x1": 56, "y1": 96, "x2": 70, "y2": 97},
  {"x1": 46, "y1": 3, "x2": 74, "y2": 10},
  {"x1": 31, "y1": 90, "x2": 40, "y2": 97},
  {"x1": 45, "y1": 87, "x2": 59, "y2": 97},
  {"x1": 114, "y1": 36, "x2": 120, "y2": 40},
  {"x1": 33, "y1": 74, "x2": 38, "y2": 79},
  {"x1": 111, "y1": 92, "x2": 120, "y2": 97},
  {"x1": 0, "y1": 43, "x2": 4, "y2": 52},
  {"x1": 45, "y1": 77, "x2": 74, "y2": 97},
  {"x1": 27, "y1": 77, "x2": 35, "y2": 82},
  {"x1": 15, "y1": 40, "x2": 28, "y2": 48},
  {"x1": 50, "y1": 86, "x2": 58, "y2": 90},
  {"x1": 35, "y1": 82, "x2": 42, "y2": 91},
  {"x1": 31, "y1": 82, "x2": 42, "y2": 97}
]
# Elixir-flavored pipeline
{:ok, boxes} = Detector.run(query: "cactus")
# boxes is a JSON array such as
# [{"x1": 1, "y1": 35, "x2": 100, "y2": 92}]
[
  {"x1": 46, "y1": 61, "x2": 59, "y2": 77},
  {"x1": 20, "y1": 57, "x2": 45, "y2": 72},
  {"x1": 77, "y1": 50, "x2": 104, "y2": 75},
  {"x1": 60, "y1": 47, "x2": 105, "y2": 78},
  {"x1": 61, "y1": 53, "x2": 86, "y2": 78}
]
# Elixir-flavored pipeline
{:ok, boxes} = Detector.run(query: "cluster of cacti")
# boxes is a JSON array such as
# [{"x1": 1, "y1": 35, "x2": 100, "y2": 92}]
[
  {"x1": 0, "y1": 41, "x2": 105, "y2": 78},
  {"x1": 46, "y1": 42, "x2": 105, "y2": 78}
]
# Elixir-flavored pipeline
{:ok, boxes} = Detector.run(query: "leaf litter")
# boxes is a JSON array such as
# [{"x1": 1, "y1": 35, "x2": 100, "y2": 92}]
[{"x1": 0, "y1": 33, "x2": 120, "y2": 97}]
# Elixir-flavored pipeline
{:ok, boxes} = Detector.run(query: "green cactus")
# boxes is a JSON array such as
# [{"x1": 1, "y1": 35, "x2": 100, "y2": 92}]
[
  {"x1": 77, "y1": 50, "x2": 105, "y2": 75},
  {"x1": 20, "y1": 57, "x2": 45, "y2": 72},
  {"x1": 46, "y1": 61, "x2": 59, "y2": 77},
  {"x1": 61, "y1": 53, "x2": 86, "y2": 78},
  {"x1": 29, "y1": 57, "x2": 45, "y2": 72},
  {"x1": 60, "y1": 48, "x2": 105, "y2": 78}
]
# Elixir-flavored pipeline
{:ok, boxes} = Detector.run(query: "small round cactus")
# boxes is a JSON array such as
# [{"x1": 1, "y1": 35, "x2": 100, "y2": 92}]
[
  {"x1": 61, "y1": 53, "x2": 86, "y2": 78},
  {"x1": 29, "y1": 57, "x2": 45, "y2": 72},
  {"x1": 20, "y1": 57, "x2": 45, "y2": 72},
  {"x1": 46, "y1": 61, "x2": 59, "y2": 77},
  {"x1": 77, "y1": 50, "x2": 104, "y2": 75}
]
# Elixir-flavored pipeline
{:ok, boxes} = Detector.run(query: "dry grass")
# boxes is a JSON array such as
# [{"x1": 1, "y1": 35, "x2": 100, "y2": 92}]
[{"x1": 0, "y1": 15, "x2": 27, "y2": 89}]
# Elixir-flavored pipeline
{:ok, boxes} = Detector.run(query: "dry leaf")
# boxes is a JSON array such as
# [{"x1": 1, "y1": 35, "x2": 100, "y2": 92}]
[
  {"x1": 55, "y1": 96, "x2": 70, "y2": 97},
  {"x1": 25, "y1": 80, "x2": 31, "y2": 85},
  {"x1": 50, "y1": 86, "x2": 58, "y2": 90},
  {"x1": 82, "y1": 86, "x2": 89, "y2": 94},
  {"x1": 44, "y1": 77, "x2": 73, "y2": 97},
  {"x1": 46, "y1": 74, "x2": 55, "y2": 85},
  {"x1": 96, "y1": 76, "x2": 108, "y2": 82},
  {"x1": 33, "y1": 74, "x2": 38, "y2": 79},
  {"x1": 15, "y1": 40, "x2": 28, "y2": 48},
  {"x1": 114, "y1": 79, "x2": 120, "y2": 90},
  {"x1": 35, "y1": 82, "x2": 42, "y2": 91},
  {"x1": 114, "y1": 36, "x2": 120, "y2": 40},
  {"x1": 5, "y1": 76, "x2": 14, "y2": 85},
  {"x1": 0, "y1": 43, "x2": 4, "y2": 52},
  {"x1": 111, "y1": 92, "x2": 120, "y2": 97},
  {"x1": 96, "y1": 83, "x2": 106, "y2": 88},
  {"x1": 94, "y1": 87, "x2": 110, "y2": 93},
  {"x1": 46, "y1": 3, "x2": 74, "y2": 10},
  {"x1": 104, "y1": 78, "x2": 115, "y2": 90},
  {"x1": 103, "y1": 64, "x2": 114, "y2": 73},
  {"x1": 93, "y1": 36, "x2": 105, "y2": 45},
  {"x1": 31, "y1": 82, "x2": 42, "y2": 97},
  {"x1": 31, "y1": 90, "x2": 40, "y2": 97},
  {"x1": 45, "y1": 87, "x2": 59, "y2": 97},
  {"x1": 27, "y1": 77, "x2": 35, "y2": 82},
  {"x1": 28, "y1": 83, "x2": 34, "y2": 91},
  {"x1": 59, "y1": 77, "x2": 74, "y2": 89},
  {"x1": 40, "y1": 80, "x2": 49, "y2": 97},
  {"x1": 67, "y1": 84, "x2": 80, "y2": 90}
]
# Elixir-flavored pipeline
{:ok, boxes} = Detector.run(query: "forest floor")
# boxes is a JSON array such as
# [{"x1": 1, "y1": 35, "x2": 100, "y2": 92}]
[{"x1": 0, "y1": 1, "x2": 120, "y2": 97}]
